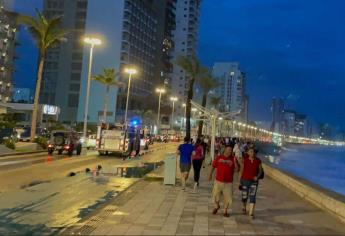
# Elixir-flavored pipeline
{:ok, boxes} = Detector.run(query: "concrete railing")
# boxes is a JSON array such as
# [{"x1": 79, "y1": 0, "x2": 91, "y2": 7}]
[{"x1": 263, "y1": 163, "x2": 345, "y2": 223}]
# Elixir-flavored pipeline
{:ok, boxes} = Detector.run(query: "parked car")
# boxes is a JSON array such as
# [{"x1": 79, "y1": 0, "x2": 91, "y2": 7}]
[
  {"x1": 47, "y1": 130, "x2": 82, "y2": 155},
  {"x1": 0, "y1": 128, "x2": 18, "y2": 143},
  {"x1": 17, "y1": 127, "x2": 49, "y2": 142}
]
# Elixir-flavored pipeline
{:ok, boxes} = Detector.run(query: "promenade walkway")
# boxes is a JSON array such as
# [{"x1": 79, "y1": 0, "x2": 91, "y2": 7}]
[{"x1": 63, "y1": 164, "x2": 345, "y2": 235}]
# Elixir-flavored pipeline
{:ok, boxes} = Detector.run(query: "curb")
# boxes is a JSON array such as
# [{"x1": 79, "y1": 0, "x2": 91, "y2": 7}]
[
  {"x1": 0, "y1": 150, "x2": 46, "y2": 157},
  {"x1": 263, "y1": 162, "x2": 345, "y2": 223}
]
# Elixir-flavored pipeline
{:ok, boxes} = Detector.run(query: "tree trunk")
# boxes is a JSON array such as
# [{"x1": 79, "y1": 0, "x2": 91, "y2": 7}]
[
  {"x1": 30, "y1": 53, "x2": 45, "y2": 142},
  {"x1": 197, "y1": 93, "x2": 207, "y2": 137},
  {"x1": 186, "y1": 78, "x2": 195, "y2": 141},
  {"x1": 103, "y1": 85, "x2": 109, "y2": 123}
]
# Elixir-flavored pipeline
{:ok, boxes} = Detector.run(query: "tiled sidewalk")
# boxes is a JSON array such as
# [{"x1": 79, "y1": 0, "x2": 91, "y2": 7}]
[{"x1": 64, "y1": 166, "x2": 345, "y2": 235}]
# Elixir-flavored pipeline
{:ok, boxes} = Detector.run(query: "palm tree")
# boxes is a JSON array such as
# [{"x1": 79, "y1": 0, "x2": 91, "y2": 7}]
[
  {"x1": 93, "y1": 68, "x2": 122, "y2": 122},
  {"x1": 197, "y1": 71, "x2": 219, "y2": 137},
  {"x1": 17, "y1": 10, "x2": 67, "y2": 141},
  {"x1": 210, "y1": 96, "x2": 222, "y2": 110},
  {"x1": 176, "y1": 55, "x2": 207, "y2": 140}
]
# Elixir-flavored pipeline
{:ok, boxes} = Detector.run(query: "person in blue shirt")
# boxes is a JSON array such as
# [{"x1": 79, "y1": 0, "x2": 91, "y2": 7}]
[{"x1": 177, "y1": 137, "x2": 195, "y2": 190}]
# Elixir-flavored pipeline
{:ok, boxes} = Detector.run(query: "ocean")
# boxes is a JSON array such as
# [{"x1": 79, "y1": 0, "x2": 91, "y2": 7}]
[{"x1": 264, "y1": 144, "x2": 345, "y2": 196}]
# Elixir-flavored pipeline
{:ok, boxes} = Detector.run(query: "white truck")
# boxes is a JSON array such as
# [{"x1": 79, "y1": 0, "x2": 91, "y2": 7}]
[{"x1": 96, "y1": 125, "x2": 129, "y2": 156}]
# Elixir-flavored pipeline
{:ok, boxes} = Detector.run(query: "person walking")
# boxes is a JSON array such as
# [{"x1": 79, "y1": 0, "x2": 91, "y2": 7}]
[
  {"x1": 238, "y1": 146, "x2": 263, "y2": 218},
  {"x1": 209, "y1": 145, "x2": 238, "y2": 217},
  {"x1": 177, "y1": 137, "x2": 194, "y2": 190},
  {"x1": 192, "y1": 138, "x2": 204, "y2": 191}
]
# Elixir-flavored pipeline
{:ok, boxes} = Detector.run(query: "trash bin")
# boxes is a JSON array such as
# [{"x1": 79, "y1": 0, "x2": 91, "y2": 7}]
[{"x1": 164, "y1": 153, "x2": 176, "y2": 185}]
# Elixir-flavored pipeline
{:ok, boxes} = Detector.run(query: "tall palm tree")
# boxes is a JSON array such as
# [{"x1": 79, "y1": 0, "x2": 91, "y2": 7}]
[
  {"x1": 176, "y1": 55, "x2": 207, "y2": 140},
  {"x1": 93, "y1": 68, "x2": 122, "y2": 122},
  {"x1": 210, "y1": 96, "x2": 222, "y2": 110},
  {"x1": 17, "y1": 10, "x2": 67, "y2": 141},
  {"x1": 197, "y1": 71, "x2": 219, "y2": 136}
]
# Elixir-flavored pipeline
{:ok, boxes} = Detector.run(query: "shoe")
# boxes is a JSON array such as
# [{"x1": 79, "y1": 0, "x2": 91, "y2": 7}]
[
  {"x1": 193, "y1": 182, "x2": 198, "y2": 191},
  {"x1": 212, "y1": 206, "x2": 220, "y2": 215}
]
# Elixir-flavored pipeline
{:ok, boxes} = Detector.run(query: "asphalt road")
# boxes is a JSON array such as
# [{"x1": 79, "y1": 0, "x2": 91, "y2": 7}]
[{"x1": 0, "y1": 143, "x2": 178, "y2": 234}]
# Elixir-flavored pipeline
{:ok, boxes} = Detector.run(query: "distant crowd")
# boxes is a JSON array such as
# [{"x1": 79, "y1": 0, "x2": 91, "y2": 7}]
[{"x1": 177, "y1": 136, "x2": 264, "y2": 218}]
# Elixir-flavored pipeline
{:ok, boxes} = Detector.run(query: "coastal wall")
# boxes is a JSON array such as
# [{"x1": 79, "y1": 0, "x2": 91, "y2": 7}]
[{"x1": 263, "y1": 163, "x2": 345, "y2": 223}]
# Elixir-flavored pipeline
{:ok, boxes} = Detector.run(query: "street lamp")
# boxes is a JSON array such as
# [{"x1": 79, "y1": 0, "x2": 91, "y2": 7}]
[
  {"x1": 170, "y1": 96, "x2": 178, "y2": 129},
  {"x1": 123, "y1": 67, "x2": 137, "y2": 129},
  {"x1": 83, "y1": 36, "x2": 102, "y2": 139},
  {"x1": 156, "y1": 88, "x2": 166, "y2": 133},
  {"x1": 122, "y1": 67, "x2": 137, "y2": 150},
  {"x1": 182, "y1": 103, "x2": 186, "y2": 129}
]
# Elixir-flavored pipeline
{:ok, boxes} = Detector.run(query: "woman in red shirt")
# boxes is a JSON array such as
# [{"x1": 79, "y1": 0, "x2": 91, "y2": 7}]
[{"x1": 238, "y1": 146, "x2": 263, "y2": 218}]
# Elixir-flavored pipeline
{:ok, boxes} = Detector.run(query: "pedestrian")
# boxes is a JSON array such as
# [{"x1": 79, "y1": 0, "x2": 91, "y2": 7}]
[
  {"x1": 208, "y1": 145, "x2": 238, "y2": 217},
  {"x1": 238, "y1": 146, "x2": 263, "y2": 218},
  {"x1": 192, "y1": 138, "x2": 204, "y2": 191},
  {"x1": 177, "y1": 137, "x2": 194, "y2": 190},
  {"x1": 233, "y1": 139, "x2": 242, "y2": 163}
]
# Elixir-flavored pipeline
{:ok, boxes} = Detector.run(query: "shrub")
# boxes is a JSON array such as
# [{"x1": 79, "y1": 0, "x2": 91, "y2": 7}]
[
  {"x1": 4, "y1": 138, "x2": 15, "y2": 150},
  {"x1": 35, "y1": 136, "x2": 48, "y2": 149}
]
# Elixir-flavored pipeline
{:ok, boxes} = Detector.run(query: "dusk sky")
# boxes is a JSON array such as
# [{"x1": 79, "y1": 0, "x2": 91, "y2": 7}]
[{"x1": 12, "y1": 0, "x2": 345, "y2": 128}]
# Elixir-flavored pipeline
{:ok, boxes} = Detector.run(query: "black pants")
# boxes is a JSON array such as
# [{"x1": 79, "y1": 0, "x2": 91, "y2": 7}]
[{"x1": 193, "y1": 159, "x2": 203, "y2": 183}]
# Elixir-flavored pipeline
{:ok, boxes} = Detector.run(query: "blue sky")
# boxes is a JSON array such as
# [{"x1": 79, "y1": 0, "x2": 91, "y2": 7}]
[
  {"x1": 12, "y1": 0, "x2": 345, "y2": 127},
  {"x1": 198, "y1": 0, "x2": 345, "y2": 128}
]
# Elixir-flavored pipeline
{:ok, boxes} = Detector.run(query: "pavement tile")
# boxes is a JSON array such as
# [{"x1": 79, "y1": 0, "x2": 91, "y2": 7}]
[{"x1": 72, "y1": 164, "x2": 345, "y2": 236}]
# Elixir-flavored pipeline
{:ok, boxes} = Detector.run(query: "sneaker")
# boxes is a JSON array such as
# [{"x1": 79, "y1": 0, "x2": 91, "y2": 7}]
[{"x1": 193, "y1": 182, "x2": 198, "y2": 191}]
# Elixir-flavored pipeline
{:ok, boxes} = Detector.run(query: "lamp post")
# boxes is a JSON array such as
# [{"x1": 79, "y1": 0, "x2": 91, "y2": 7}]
[
  {"x1": 123, "y1": 67, "x2": 137, "y2": 129},
  {"x1": 83, "y1": 36, "x2": 101, "y2": 139},
  {"x1": 181, "y1": 103, "x2": 186, "y2": 130},
  {"x1": 192, "y1": 107, "x2": 197, "y2": 128},
  {"x1": 170, "y1": 96, "x2": 178, "y2": 130},
  {"x1": 123, "y1": 67, "x2": 137, "y2": 150},
  {"x1": 156, "y1": 88, "x2": 165, "y2": 134}
]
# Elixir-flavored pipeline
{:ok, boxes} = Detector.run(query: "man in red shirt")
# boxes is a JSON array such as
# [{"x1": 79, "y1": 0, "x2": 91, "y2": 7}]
[{"x1": 208, "y1": 145, "x2": 238, "y2": 217}]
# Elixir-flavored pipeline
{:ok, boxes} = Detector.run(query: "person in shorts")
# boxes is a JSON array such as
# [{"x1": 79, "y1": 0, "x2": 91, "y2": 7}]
[
  {"x1": 208, "y1": 145, "x2": 238, "y2": 217},
  {"x1": 177, "y1": 137, "x2": 194, "y2": 190}
]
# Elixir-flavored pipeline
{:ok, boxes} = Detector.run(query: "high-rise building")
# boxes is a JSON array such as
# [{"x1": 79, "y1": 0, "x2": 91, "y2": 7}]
[
  {"x1": 0, "y1": 1, "x2": 17, "y2": 103},
  {"x1": 271, "y1": 97, "x2": 284, "y2": 132},
  {"x1": 212, "y1": 62, "x2": 247, "y2": 121},
  {"x1": 76, "y1": 0, "x2": 177, "y2": 124},
  {"x1": 41, "y1": 0, "x2": 89, "y2": 123},
  {"x1": 294, "y1": 113, "x2": 308, "y2": 137},
  {"x1": 171, "y1": 0, "x2": 201, "y2": 119},
  {"x1": 282, "y1": 109, "x2": 295, "y2": 135},
  {"x1": 12, "y1": 88, "x2": 33, "y2": 103}
]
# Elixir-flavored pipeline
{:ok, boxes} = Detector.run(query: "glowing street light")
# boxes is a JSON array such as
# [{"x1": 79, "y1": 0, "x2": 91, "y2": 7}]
[
  {"x1": 170, "y1": 96, "x2": 178, "y2": 129},
  {"x1": 156, "y1": 88, "x2": 166, "y2": 133},
  {"x1": 123, "y1": 67, "x2": 138, "y2": 128},
  {"x1": 122, "y1": 66, "x2": 137, "y2": 150},
  {"x1": 82, "y1": 36, "x2": 102, "y2": 139}
]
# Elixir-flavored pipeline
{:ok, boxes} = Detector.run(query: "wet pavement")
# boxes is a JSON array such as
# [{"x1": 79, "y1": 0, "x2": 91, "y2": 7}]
[
  {"x1": 0, "y1": 143, "x2": 178, "y2": 234},
  {"x1": 64, "y1": 165, "x2": 345, "y2": 235},
  {"x1": 0, "y1": 173, "x2": 137, "y2": 235}
]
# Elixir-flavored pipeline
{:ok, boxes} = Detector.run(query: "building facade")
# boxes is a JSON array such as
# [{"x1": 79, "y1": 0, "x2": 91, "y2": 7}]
[
  {"x1": 271, "y1": 97, "x2": 284, "y2": 132},
  {"x1": 0, "y1": 1, "x2": 17, "y2": 103},
  {"x1": 212, "y1": 62, "x2": 247, "y2": 121},
  {"x1": 76, "y1": 0, "x2": 176, "y2": 124},
  {"x1": 171, "y1": 0, "x2": 201, "y2": 119},
  {"x1": 41, "y1": 0, "x2": 89, "y2": 123},
  {"x1": 12, "y1": 87, "x2": 33, "y2": 103}
]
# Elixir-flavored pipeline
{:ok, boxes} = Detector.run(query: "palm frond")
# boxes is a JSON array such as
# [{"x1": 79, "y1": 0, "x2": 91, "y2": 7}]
[{"x1": 93, "y1": 68, "x2": 121, "y2": 88}]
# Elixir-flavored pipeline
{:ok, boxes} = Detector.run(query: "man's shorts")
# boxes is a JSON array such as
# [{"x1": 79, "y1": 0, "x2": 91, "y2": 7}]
[
  {"x1": 180, "y1": 163, "x2": 191, "y2": 173},
  {"x1": 212, "y1": 180, "x2": 233, "y2": 207}
]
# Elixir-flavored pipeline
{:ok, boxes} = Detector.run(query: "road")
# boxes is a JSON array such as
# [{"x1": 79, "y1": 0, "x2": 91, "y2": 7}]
[{"x1": 0, "y1": 142, "x2": 178, "y2": 235}]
